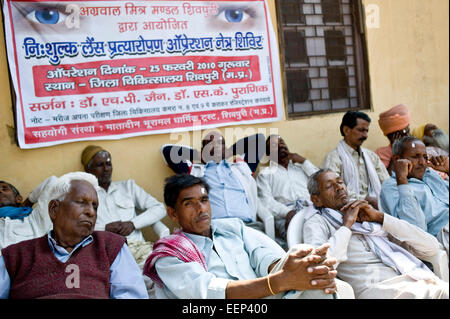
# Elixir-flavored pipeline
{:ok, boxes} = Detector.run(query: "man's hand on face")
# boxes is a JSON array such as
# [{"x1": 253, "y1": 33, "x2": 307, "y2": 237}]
[
  {"x1": 427, "y1": 155, "x2": 449, "y2": 174},
  {"x1": 287, "y1": 153, "x2": 306, "y2": 164},
  {"x1": 393, "y1": 159, "x2": 413, "y2": 185}
]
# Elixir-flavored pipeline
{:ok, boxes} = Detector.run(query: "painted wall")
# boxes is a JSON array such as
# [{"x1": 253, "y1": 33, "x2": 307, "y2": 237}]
[{"x1": 0, "y1": 0, "x2": 448, "y2": 240}]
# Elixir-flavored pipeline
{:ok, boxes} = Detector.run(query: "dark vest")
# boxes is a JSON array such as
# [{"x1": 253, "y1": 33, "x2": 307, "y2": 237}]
[{"x1": 1, "y1": 231, "x2": 125, "y2": 299}]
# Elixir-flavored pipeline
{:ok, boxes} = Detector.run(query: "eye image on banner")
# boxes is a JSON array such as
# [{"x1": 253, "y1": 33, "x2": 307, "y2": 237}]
[{"x1": 2, "y1": 0, "x2": 283, "y2": 149}]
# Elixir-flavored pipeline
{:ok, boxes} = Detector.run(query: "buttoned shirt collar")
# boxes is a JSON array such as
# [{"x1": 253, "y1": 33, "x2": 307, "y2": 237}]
[{"x1": 47, "y1": 230, "x2": 93, "y2": 258}]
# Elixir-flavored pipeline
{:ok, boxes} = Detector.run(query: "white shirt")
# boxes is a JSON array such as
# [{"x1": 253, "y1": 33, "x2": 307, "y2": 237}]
[
  {"x1": 256, "y1": 160, "x2": 319, "y2": 219},
  {"x1": 0, "y1": 212, "x2": 44, "y2": 254},
  {"x1": 1, "y1": 177, "x2": 57, "y2": 253},
  {"x1": 323, "y1": 142, "x2": 389, "y2": 200},
  {"x1": 94, "y1": 180, "x2": 167, "y2": 242},
  {"x1": 303, "y1": 213, "x2": 440, "y2": 297}
]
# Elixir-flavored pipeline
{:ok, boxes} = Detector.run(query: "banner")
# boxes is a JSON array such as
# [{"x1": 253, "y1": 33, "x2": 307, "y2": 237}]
[{"x1": 2, "y1": 0, "x2": 283, "y2": 149}]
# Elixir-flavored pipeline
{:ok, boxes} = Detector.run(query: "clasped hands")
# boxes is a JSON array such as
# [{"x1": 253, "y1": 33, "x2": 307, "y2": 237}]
[
  {"x1": 278, "y1": 243, "x2": 337, "y2": 294},
  {"x1": 105, "y1": 221, "x2": 135, "y2": 236}
]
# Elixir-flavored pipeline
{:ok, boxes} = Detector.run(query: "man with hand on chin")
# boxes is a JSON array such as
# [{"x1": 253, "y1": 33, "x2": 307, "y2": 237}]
[
  {"x1": 380, "y1": 136, "x2": 449, "y2": 256},
  {"x1": 144, "y1": 174, "x2": 338, "y2": 299},
  {"x1": 256, "y1": 135, "x2": 319, "y2": 244},
  {"x1": 302, "y1": 169, "x2": 448, "y2": 299}
]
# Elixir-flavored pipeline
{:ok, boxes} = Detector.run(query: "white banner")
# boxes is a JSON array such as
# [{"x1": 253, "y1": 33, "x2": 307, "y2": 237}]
[{"x1": 3, "y1": 0, "x2": 283, "y2": 148}]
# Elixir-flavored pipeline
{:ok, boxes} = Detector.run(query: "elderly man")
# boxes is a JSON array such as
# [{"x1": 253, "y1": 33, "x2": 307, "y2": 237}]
[
  {"x1": 163, "y1": 131, "x2": 264, "y2": 231},
  {"x1": 0, "y1": 172, "x2": 148, "y2": 299},
  {"x1": 81, "y1": 145, "x2": 167, "y2": 267},
  {"x1": 302, "y1": 169, "x2": 448, "y2": 299},
  {"x1": 256, "y1": 135, "x2": 319, "y2": 244},
  {"x1": 376, "y1": 104, "x2": 448, "y2": 179},
  {"x1": 143, "y1": 174, "x2": 337, "y2": 299},
  {"x1": 323, "y1": 111, "x2": 389, "y2": 209},
  {"x1": 379, "y1": 136, "x2": 449, "y2": 256},
  {"x1": 413, "y1": 123, "x2": 449, "y2": 154}
]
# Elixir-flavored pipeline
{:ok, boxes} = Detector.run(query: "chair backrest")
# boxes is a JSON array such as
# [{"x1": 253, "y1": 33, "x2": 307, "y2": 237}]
[{"x1": 286, "y1": 209, "x2": 307, "y2": 248}]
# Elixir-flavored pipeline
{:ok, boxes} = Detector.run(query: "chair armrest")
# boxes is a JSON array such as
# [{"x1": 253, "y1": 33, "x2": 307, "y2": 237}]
[
  {"x1": 152, "y1": 221, "x2": 170, "y2": 239},
  {"x1": 420, "y1": 248, "x2": 449, "y2": 282},
  {"x1": 256, "y1": 206, "x2": 275, "y2": 240},
  {"x1": 335, "y1": 279, "x2": 355, "y2": 299}
]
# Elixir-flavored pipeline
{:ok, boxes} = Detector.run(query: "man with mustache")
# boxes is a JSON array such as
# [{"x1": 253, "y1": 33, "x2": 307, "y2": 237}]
[
  {"x1": 379, "y1": 136, "x2": 449, "y2": 256},
  {"x1": 144, "y1": 174, "x2": 338, "y2": 299},
  {"x1": 0, "y1": 172, "x2": 148, "y2": 298},
  {"x1": 167, "y1": 131, "x2": 266, "y2": 231},
  {"x1": 80, "y1": 145, "x2": 167, "y2": 269},
  {"x1": 256, "y1": 135, "x2": 319, "y2": 245},
  {"x1": 375, "y1": 104, "x2": 448, "y2": 179},
  {"x1": 323, "y1": 111, "x2": 389, "y2": 209},
  {"x1": 302, "y1": 169, "x2": 448, "y2": 299}
]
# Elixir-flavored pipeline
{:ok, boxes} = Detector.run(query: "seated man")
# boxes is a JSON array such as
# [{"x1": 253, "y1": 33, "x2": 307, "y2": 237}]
[
  {"x1": 0, "y1": 181, "x2": 50, "y2": 251},
  {"x1": 81, "y1": 145, "x2": 167, "y2": 267},
  {"x1": 376, "y1": 104, "x2": 411, "y2": 173},
  {"x1": 0, "y1": 172, "x2": 148, "y2": 299},
  {"x1": 323, "y1": 111, "x2": 389, "y2": 209},
  {"x1": 143, "y1": 174, "x2": 337, "y2": 299},
  {"x1": 379, "y1": 136, "x2": 449, "y2": 256},
  {"x1": 376, "y1": 104, "x2": 448, "y2": 179},
  {"x1": 303, "y1": 169, "x2": 448, "y2": 299},
  {"x1": 163, "y1": 131, "x2": 264, "y2": 231},
  {"x1": 256, "y1": 135, "x2": 319, "y2": 244},
  {"x1": 161, "y1": 133, "x2": 265, "y2": 174},
  {"x1": 413, "y1": 123, "x2": 449, "y2": 154}
]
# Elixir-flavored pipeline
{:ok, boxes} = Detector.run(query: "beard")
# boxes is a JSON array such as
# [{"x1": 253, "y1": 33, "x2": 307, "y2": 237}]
[{"x1": 423, "y1": 128, "x2": 449, "y2": 152}]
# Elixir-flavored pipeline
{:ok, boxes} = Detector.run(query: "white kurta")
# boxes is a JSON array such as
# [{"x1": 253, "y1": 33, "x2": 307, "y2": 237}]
[
  {"x1": 303, "y1": 213, "x2": 448, "y2": 299},
  {"x1": 1, "y1": 176, "x2": 57, "y2": 253},
  {"x1": 256, "y1": 160, "x2": 319, "y2": 219},
  {"x1": 94, "y1": 180, "x2": 166, "y2": 242}
]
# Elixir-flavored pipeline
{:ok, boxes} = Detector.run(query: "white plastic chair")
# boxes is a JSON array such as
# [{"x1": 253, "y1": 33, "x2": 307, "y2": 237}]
[
  {"x1": 421, "y1": 247, "x2": 449, "y2": 282},
  {"x1": 287, "y1": 208, "x2": 449, "y2": 283},
  {"x1": 286, "y1": 209, "x2": 355, "y2": 299},
  {"x1": 256, "y1": 204, "x2": 276, "y2": 240}
]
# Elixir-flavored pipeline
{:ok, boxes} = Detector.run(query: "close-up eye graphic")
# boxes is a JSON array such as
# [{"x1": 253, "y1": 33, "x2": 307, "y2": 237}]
[
  {"x1": 12, "y1": 2, "x2": 86, "y2": 33},
  {"x1": 25, "y1": 7, "x2": 68, "y2": 25},
  {"x1": 220, "y1": 7, "x2": 252, "y2": 23},
  {"x1": 205, "y1": 3, "x2": 262, "y2": 31}
]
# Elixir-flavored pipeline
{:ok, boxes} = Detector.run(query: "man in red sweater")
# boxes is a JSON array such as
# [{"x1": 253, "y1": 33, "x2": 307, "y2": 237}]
[{"x1": 0, "y1": 172, "x2": 148, "y2": 299}]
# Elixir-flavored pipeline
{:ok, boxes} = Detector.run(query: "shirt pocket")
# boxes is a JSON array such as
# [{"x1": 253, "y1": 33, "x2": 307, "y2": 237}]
[{"x1": 111, "y1": 192, "x2": 136, "y2": 219}]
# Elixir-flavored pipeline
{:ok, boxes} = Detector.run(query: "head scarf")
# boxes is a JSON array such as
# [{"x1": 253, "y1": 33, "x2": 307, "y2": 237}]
[
  {"x1": 81, "y1": 145, "x2": 106, "y2": 168},
  {"x1": 378, "y1": 104, "x2": 411, "y2": 136}
]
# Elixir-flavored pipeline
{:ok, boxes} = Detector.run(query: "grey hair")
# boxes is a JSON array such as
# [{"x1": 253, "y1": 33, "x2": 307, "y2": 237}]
[
  {"x1": 392, "y1": 136, "x2": 422, "y2": 156},
  {"x1": 423, "y1": 128, "x2": 449, "y2": 153},
  {"x1": 86, "y1": 150, "x2": 111, "y2": 170},
  {"x1": 307, "y1": 169, "x2": 334, "y2": 196},
  {"x1": 49, "y1": 172, "x2": 99, "y2": 202}
]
